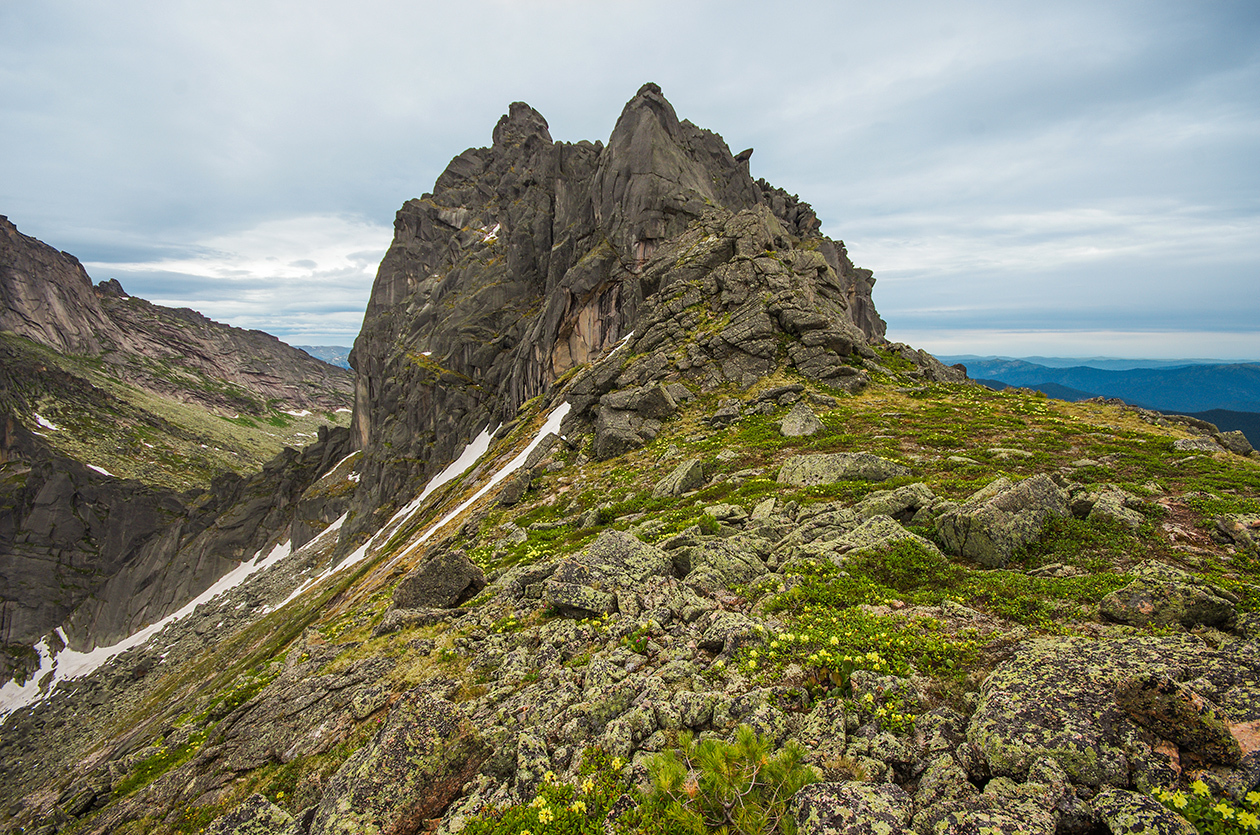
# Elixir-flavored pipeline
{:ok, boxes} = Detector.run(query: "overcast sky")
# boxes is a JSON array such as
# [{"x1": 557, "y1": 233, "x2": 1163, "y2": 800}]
[{"x1": 3, "y1": 1, "x2": 1258, "y2": 359}]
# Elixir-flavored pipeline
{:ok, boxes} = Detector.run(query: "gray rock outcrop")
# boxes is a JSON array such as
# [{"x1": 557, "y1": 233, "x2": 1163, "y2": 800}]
[{"x1": 935, "y1": 474, "x2": 1068, "y2": 567}]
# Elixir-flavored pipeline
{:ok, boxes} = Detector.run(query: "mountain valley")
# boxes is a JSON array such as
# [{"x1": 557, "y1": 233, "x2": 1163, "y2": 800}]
[{"x1": 1, "y1": 85, "x2": 1259, "y2": 835}]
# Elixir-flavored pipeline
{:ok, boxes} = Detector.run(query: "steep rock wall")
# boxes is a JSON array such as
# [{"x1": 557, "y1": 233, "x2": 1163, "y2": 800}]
[{"x1": 344, "y1": 83, "x2": 887, "y2": 545}]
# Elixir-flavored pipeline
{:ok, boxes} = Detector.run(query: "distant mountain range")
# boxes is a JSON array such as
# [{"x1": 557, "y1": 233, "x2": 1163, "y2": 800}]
[
  {"x1": 296, "y1": 345, "x2": 352, "y2": 369},
  {"x1": 949, "y1": 355, "x2": 1260, "y2": 445}
]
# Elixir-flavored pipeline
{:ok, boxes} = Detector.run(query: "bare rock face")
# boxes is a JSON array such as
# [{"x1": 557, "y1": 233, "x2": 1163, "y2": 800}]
[
  {"x1": 343, "y1": 83, "x2": 890, "y2": 546},
  {"x1": 0, "y1": 216, "x2": 124, "y2": 355},
  {"x1": 0, "y1": 402, "x2": 355, "y2": 657}
]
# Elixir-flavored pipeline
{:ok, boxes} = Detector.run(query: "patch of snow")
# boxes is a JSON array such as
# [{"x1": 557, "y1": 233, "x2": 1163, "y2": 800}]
[
  {"x1": 348, "y1": 473, "x2": 361, "y2": 483},
  {"x1": 275, "y1": 405, "x2": 567, "y2": 609},
  {"x1": 482, "y1": 223, "x2": 501, "y2": 243},
  {"x1": 0, "y1": 539, "x2": 293, "y2": 718},
  {"x1": 422, "y1": 351, "x2": 432, "y2": 357},
  {"x1": 87, "y1": 465, "x2": 114, "y2": 477},
  {"x1": 610, "y1": 331, "x2": 635, "y2": 355},
  {"x1": 335, "y1": 408, "x2": 351, "y2": 413},
  {"x1": 33, "y1": 413, "x2": 59, "y2": 431},
  {"x1": 284, "y1": 409, "x2": 313, "y2": 417},
  {"x1": 143, "y1": 442, "x2": 154, "y2": 448},
  {"x1": 389, "y1": 402, "x2": 571, "y2": 565}
]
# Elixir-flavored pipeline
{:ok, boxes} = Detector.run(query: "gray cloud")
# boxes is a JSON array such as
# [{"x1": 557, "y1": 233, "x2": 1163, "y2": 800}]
[{"x1": 2, "y1": 0, "x2": 1257, "y2": 354}]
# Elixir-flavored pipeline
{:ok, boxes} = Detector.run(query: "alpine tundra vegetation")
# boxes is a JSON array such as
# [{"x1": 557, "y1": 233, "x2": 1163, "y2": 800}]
[{"x1": 2, "y1": 84, "x2": 1259, "y2": 835}]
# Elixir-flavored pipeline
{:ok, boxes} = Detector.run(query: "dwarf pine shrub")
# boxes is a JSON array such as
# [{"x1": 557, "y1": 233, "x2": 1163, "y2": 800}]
[{"x1": 642, "y1": 724, "x2": 818, "y2": 835}]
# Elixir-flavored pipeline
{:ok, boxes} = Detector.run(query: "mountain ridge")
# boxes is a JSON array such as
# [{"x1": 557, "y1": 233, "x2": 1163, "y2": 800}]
[{"x1": 1, "y1": 85, "x2": 1258, "y2": 835}]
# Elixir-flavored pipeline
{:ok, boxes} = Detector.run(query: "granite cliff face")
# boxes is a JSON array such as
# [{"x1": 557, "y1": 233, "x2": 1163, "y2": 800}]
[{"x1": 346, "y1": 83, "x2": 898, "y2": 547}]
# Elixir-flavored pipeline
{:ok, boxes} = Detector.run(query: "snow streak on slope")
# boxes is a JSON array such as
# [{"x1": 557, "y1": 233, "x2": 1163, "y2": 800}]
[
  {"x1": 277, "y1": 402, "x2": 570, "y2": 605},
  {"x1": 0, "y1": 538, "x2": 298, "y2": 718}
]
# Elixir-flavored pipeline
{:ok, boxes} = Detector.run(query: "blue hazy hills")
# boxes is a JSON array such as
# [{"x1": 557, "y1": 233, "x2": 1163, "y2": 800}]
[{"x1": 941, "y1": 356, "x2": 1260, "y2": 446}]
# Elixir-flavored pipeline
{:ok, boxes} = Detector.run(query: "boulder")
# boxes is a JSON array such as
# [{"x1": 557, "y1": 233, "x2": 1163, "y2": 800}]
[
  {"x1": 778, "y1": 453, "x2": 910, "y2": 486},
  {"x1": 935, "y1": 475, "x2": 1068, "y2": 568},
  {"x1": 707, "y1": 398, "x2": 743, "y2": 427},
  {"x1": 833, "y1": 514, "x2": 940, "y2": 559},
  {"x1": 1090, "y1": 788, "x2": 1197, "y2": 835},
  {"x1": 791, "y1": 782, "x2": 913, "y2": 835},
  {"x1": 543, "y1": 530, "x2": 672, "y2": 617},
  {"x1": 853, "y1": 482, "x2": 935, "y2": 522},
  {"x1": 967, "y1": 634, "x2": 1260, "y2": 787},
  {"x1": 392, "y1": 549, "x2": 486, "y2": 610},
  {"x1": 593, "y1": 407, "x2": 662, "y2": 460},
  {"x1": 205, "y1": 794, "x2": 295, "y2": 835},
  {"x1": 1086, "y1": 488, "x2": 1146, "y2": 530},
  {"x1": 1099, "y1": 561, "x2": 1238, "y2": 630},
  {"x1": 684, "y1": 538, "x2": 767, "y2": 593},
  {"x1": 1214, "y1": 430, "x2": 1255, "y2": 457},
  {"x1": 1173, "y1": 436, "x2": 1224, "y2": 453},
  {"x1": 1115, "y1": 674, "x2": 1242, "y2": 764},
  {"x1": 309, "y1": 691, "x2": 488, "y2": 835},
  {"x1": 652, "y1": 457, "x2": 706, "y2": 497},
  {"x1": 780, "y1": 402, "x2": 824, "y2": 437}
]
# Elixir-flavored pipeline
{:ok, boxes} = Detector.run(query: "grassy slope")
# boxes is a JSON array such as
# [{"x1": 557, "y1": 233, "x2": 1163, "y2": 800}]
[
  {"x1": 0, "y1": 332, "x2": 351, "y2": 491},
  {"x1": 24, "y1": 358, "x2": 1260, "y2": 833}
]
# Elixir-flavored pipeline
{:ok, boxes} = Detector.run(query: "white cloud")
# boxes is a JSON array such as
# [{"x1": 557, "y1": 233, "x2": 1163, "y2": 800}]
[{"x1": 84, "y1": 215, "x2": 390, "y2": 344}]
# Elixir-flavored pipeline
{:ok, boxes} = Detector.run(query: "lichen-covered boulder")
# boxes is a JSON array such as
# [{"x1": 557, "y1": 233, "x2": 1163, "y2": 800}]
[
  {"x1": 1090, "y1": 788, "x2": 1196, "y2": 835},
  {"x1": 935, "y1": 474, "x2": 1068, "y2": 568},
  {"x1": 684, "y1": 537, "x2": 767, "y2": 593},
  {"x1": 791, "y1": 781, "x2": 913, "y2": 835},
  {"x1": 833, "y1": 515, "x2": 941, "y2": 560},
  {"x1": 652, "y1": 457, "x2": 706, "y2": 497},
  {"x1": 780, "y1": 402, "x2": 824, "y2": 437},
  {"x1": 778, "y1": 453, "x2": 910, "y2": 486},
  {"x1": 309, "y1": 690, "x2": 488, "y2": 835},
  {"x1": 206, "y1": 794, "x2": 295, "y2": 835},
  {"x1": 392, "y1": 549, "x2": 485, "y2": 609},
  {"x1": 854, "y1": 482, "x2": 935, "y2": 522},
  {"x1": 543, "y1": 530, "x2": 672, "y2": 617},
  {"x1": 1099, "y1": 561, "x2": 1238, "y2": 630},
  {"x1": 1115, "y1": 674, "x2": 1242, "y2": 764},
  {"x1": 1087, "y1": 488, "x2": 1146, "y2": 531},
  {"x1": 968, "y1": 635, "x2": 1260, "y2": 788}
]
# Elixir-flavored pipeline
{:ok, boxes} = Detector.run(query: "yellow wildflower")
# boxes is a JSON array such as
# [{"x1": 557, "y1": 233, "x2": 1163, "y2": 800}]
[
  {"x1": 1237, "y1": 810, "x2": 1258, "y2": 829},
  {"x1": 530, "y1": 796, "x2": 547, "y2": 809},
  {"x1": 569, "y1": 801, "x2": 586, "y2": 814},
  {"x1": 1214, "y1": 802, "x2": 1235, "y2": 820},
  {"x1": 1249, "y1": 791, "x2": 1260, "y2": 807},
  {"x1": 1192, "y1": 780, "x2": 1211, "y2": 797},
  {"x1": 1171, "y1": 792, "x2": 1188, "y2": 809},
  {"x1": 612, "y1": 757, "x2": 624, "y2": 770},
  {"x1": 538, "y1": 808, "x2": 554, "y2": 824},
  {"x1": 581, "y1": 777, "x2": 595, "y2": 794},
  {"x1": 544, "y1": 770, "x2": 556, "y2": 784}
]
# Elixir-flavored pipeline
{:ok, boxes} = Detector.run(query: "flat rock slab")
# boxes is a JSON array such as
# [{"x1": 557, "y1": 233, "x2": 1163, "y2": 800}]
[
  {"x1": 968, "y1": 635, "x2": 1260, "y2": 788},
  {"x1": 792, "y1": 781, "x2": 913, "y2": 835},
  {"x1": 778, "y1": 453, "x2": 910, "y2": 485}
]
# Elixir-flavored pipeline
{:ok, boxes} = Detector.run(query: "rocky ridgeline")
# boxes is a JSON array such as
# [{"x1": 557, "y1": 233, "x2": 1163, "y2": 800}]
[
  {"x1": 0, "y1": 216, "x2": 353, "y2": 414},
  {"x1": 2, "y1": 85, "x2": 1259, "y2": 835},
  {"x1": 4, "y1": 348, "x2": 1259, "y2": 835},
  {"x1": 342, "y1": 82, "x2": 916, "y2": 551}
]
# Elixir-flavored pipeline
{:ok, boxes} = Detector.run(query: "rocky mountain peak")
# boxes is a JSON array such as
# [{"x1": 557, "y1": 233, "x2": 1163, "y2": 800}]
[
  {"x1": 0, "y1": 215, "x2": 125, "y2": 355},
  {"x1": 342, "y1": 84, "x2": 897, "y2": 547},
  {"x1": 491, "y1": 101, "x2": 552, "y2": 149}
]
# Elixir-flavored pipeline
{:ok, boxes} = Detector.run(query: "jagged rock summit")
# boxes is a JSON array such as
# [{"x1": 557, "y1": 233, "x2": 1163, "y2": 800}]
[{"x1": 346, "y1": 83, "x2": 950, "y2": 546}]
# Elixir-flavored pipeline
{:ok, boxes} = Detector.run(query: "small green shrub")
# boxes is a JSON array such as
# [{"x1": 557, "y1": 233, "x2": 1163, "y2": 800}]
[
  {"x1": 1153, "y1": 781, "x2": 1260, "y2": 833},
  {"x1": 643, "y1": 725, "x2": 817, "y2": 835}
]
